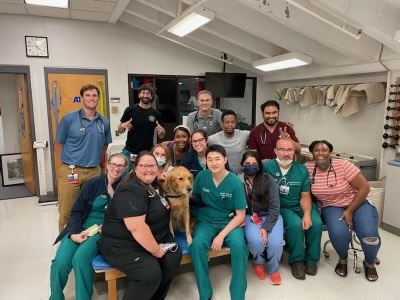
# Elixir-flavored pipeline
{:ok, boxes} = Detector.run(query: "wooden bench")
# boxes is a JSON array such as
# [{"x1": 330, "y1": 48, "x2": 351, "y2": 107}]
[{"x1": 93, "y1": 248, "x2": 230, "y2": 300}]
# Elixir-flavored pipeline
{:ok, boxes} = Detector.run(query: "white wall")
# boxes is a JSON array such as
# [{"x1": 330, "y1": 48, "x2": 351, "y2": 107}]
[
  {"x1": 0, "y1": 74, "x2": 20, "y2": 154},
  {"x1": 261, "y1": 73, "x2": 389, "y2": 177},
  {"x1": 0, "y1": 14, "x2": 251, "y2": 193}
]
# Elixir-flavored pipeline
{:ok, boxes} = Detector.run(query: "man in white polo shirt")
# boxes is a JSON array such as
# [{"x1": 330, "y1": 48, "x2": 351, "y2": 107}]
[{"x1": 208, "y1": 110, "x2": 250, "y2": 174}]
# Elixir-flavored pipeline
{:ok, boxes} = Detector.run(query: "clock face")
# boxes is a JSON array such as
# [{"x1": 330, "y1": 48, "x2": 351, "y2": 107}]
[{"x1": 25, "y1": 36, "x2": 49, "y2": 58}]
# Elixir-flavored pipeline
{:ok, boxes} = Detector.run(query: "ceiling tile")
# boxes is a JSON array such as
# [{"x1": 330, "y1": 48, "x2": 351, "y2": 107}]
[
  {"x1": 71, "y1": 0, "x2": 116, "y2": 13},
  {"x1": 0, "y1": 3, "x2": 27, "y2": 14},
  {"x1": 71, "y1": 9, "x2": 110, "y2": 22},
  {"x1": 25, "y1": 6, "x2": 70, "y2": 18}
]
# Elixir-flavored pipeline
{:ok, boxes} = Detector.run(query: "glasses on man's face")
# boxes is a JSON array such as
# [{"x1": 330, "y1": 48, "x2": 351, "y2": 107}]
[
  {"x1": 109, "y1": 163, "x2": 125, "y2": 170},
  {"x1": 276, "y1": 148, "x2": 295, "y2": 153},
  {"x1": 137, "y1": 164, "x2": 158, "y2": 170},
  {"x1": 192, "y1": 137, "x2": 206, "y2": 144}
]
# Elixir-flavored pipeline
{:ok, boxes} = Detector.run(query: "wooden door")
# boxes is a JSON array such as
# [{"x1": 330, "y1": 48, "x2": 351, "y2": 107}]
[
  {"x1": 16, "y1": 74, "x2": 35, "y2": 193},
  {"x1": 47, "y1": 73, "x2": 107, "y2": 193}
]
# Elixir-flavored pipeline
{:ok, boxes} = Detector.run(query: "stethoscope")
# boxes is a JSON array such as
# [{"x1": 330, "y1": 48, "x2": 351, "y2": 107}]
[
  {"x1": 194, "y1": 110, "x2": 213, "y2": 130},
  {"x1": 311, "y1": 159, "x2": 337, "y2": 187},
  {"x1": 259, "y1": 129, "x2": 268, "y2": 144},
  {"x1": 79, "y1": 117, "x2": 105, "y2": 133}
]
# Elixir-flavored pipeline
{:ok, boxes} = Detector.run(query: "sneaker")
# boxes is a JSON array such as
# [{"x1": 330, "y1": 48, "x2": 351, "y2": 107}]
[
  {"x1": 253, "y1": 264, "x2": 266, "y2": 280},
  {"x1": 291, "y1": 261, "x2": 305, "y2": 280},
  {"x1": 305, "y1": 263, "x2": 317, "y2": 276},
  {"x1": 268, "y1": 271, "x2": 282, "y2": 285}
]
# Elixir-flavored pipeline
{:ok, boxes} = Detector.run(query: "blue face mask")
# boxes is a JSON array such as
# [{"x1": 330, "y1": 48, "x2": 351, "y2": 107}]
[
  {"x1": 156, "y1": 157, "x2": 166, "y2": 166},
  {"x1": 243, "y1": 164, "x2": 259, "y2": 176}
]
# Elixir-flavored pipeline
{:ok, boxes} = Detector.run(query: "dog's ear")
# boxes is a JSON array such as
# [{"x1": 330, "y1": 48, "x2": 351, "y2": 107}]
[{"x1": 170, "y1": 172, "x2": 180, "y2": 194}]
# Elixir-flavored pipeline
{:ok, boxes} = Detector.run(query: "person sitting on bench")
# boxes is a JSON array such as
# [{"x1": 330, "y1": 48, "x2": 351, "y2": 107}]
[
  {"x1": 97, "y1": 151, "x2": 182, "y2": 300},
  {"x1": 49, "y1": 153, "x2": 126, "y2": 300}
]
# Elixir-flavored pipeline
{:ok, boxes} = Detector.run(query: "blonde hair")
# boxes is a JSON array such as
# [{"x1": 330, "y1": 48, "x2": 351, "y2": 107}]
[
  {"x1": 107, "y1": 152, "x2": 128, "y2": 166},
  {"x1": 151, "y1": 143, "x2": 172, "y2": 171}
]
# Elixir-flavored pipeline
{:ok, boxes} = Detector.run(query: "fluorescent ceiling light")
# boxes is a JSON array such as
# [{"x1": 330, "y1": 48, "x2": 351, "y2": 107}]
[
  {"x1": 166, "y1": 6, "x2": 215, "y2": 37},
  {"x1": 24, "y1": 0, "x2": 69, "y2": 9},
  {"x1": 395, "y1": 30, "x2": 400, "y2": 42},
  {"x1": 253, "y1": 52, "x2": 312, "y2": 72}
]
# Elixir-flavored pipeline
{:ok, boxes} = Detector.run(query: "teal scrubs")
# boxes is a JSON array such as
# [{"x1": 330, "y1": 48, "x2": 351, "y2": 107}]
[
  {"x1": 50, "y1": 194, "x2": 109, "y2": 300},
  {"x1": 263, "y1": 160, "x2": 322, "y2": 264},
  {"x1": 189, "y1": 170, "x2": 248, "y2": 300}
]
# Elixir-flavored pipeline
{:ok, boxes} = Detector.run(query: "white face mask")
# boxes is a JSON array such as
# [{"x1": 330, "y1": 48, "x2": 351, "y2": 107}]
[
  {"x1": 276, "y1": 157, "x2": 293, "y2": 167},
  {"x1": 156, "y1": 157, "x2": 166, "y2": 166}
]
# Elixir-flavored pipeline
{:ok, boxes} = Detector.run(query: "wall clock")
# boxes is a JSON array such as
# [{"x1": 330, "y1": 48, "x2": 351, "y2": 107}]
[{"x1": 25, "y1": 36, "x2": 49, "y2": 58}]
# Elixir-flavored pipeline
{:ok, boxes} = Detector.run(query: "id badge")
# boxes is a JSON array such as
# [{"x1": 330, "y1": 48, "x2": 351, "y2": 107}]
[
  {"x1": 160, "y1": 197, "x2": 170, "y2": 210},
  {"x1": 279, "y1": 185, "x2": 289, "y2": 195},
  {"x1": 251, "y1": 213, "x2": 262, "y2": 225},
  {"x1": 67, "y1": 173, "x2": 79, "y2": 184}
]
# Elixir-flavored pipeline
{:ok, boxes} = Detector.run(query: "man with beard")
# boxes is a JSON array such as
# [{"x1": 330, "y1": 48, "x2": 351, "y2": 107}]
[
  {"x1": 186, "y1": 90, "x2": 223, "y2": 136},
  {"x1": 208, "y1": 110, "x2": 249, "y2": 174},
  {"x1": 263, "y1": 138, "x2": 322, "y2": 280},
  {"x1": 248, "y1": 100, "x2": 300, "y2": 161},
  {"x1": 118, "y1": 84, "x2": 165, "y2": 171}
]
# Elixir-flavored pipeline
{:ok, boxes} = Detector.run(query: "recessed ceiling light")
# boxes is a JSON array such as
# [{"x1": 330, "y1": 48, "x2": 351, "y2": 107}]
[{"x1": 24, "y1": 0, "x2": 69, "y2": 9}]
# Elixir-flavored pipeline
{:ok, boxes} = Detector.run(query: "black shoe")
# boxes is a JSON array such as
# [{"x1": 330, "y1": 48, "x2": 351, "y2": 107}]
[
  {"x1": 305, "y1": 263, "x2": 317, "y2": 276},
  {"x1": 291, "y1": 261, "x2": 305, "y2": 280}
]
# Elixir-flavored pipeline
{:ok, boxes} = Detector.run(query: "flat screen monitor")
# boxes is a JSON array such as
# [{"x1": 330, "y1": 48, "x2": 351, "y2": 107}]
[{"x1": 205, "y1": 72, "x2": 247, "y2": 98}]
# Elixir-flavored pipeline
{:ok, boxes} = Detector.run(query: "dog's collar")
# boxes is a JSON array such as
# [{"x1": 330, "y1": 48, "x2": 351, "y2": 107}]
[{"x1": 166, "y1": 193, "x2": 184, "y2": 198}]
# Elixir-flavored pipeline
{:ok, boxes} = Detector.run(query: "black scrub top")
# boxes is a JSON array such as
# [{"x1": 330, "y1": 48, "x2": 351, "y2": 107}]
[{"x1": 100, "y1": 179, "x2": 171, "y2": 248}]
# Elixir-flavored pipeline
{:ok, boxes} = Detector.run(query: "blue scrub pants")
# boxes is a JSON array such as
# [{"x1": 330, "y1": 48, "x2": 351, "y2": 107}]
[{"x1": 244, "y1": 215, "x2": 285, "y2": 274}]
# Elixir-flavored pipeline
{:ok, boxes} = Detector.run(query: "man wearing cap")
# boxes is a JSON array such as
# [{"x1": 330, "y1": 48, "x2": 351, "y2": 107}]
[
  {"x1": 118, "y1": 84, "x2": 165, "y2": 171},
  {"x1": 186, "y1": 90, "x2": 223, "y2": 136},
  {"x1": 208, "y1": 110, "x2": 250, "y2": 174},
  {"x1": 54, "y1": 84, "x2": 112, "y2": 232},
  {"x1": 248, "y1": 100, "x2": 300, "y2": 161}
]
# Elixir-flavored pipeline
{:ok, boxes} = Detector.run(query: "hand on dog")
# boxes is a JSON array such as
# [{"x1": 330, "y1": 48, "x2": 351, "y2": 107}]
[{"x1": 211, "y1": 235, "x2": 224, "y2": 251}]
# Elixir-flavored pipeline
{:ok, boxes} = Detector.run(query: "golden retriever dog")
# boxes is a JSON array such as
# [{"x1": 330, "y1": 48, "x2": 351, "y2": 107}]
[{"x1": 163, "y1": 166, "x2": 193, "y2": 244}]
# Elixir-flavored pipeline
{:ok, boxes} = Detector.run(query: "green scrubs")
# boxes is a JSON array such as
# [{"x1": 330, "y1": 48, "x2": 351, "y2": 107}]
[
  {"x1": 263, "y1": 160, "x2": 322, "y2": 264},
  {"x1": 189, "y1": 170, "x2": 248, "y2": 300},
  {"x1": 50, "y1": 194, "x2": 109, "y2": 300}
]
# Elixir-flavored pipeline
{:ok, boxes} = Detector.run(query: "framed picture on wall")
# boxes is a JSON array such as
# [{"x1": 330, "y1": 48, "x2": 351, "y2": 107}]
[{"x1": 0, "y1": 153, "x2": 24, "y2": 186}]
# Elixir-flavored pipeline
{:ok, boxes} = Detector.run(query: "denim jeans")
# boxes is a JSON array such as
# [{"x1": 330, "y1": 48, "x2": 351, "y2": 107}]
[
  {"x1": 321, "y1": 200, "x2": 381, "y2": 264},
  {"x1": 244, "y1": 215, "x2": 285, "y2": 274}
]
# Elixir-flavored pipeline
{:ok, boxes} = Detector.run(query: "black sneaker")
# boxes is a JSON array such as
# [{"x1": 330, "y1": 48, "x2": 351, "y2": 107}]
[
  {"x1": 305, "y1": 263, "x2": 318, "y2": 276},
  {"x1": 291, "y1": 261, "x2": 305, "y2": 280}
]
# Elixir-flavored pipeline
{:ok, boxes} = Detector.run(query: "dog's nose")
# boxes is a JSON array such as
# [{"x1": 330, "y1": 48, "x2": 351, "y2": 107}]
[{"x1": 187, "y1": 187, "x2": 192, "y2": 192}]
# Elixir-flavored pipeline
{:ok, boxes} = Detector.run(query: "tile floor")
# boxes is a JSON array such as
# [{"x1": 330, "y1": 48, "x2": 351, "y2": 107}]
[{"x1": 1, "y1": 197, "x2": 399, "y2": 300}]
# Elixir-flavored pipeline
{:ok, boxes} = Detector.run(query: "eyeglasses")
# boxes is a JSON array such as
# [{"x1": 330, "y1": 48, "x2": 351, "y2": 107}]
[
  {"x1": 137, "y1": 164, "x2": 158, "y2": 170},
  {"x1": 223, "y1": 121, "x2": 236, "y2": 125},
  {"x1": 109, "y1": 163, "x2": 125, "y2": 170},
  {"x1": 192, "y1": 137, "x2": 206, "y2": 144},
  {"x1": 276, "y1": 148, "x2": 295, "y2": 153}
]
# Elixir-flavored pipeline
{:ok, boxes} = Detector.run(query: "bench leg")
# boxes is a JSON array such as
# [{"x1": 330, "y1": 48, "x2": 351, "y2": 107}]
[{"x1": 107, "y1": 278, "x2": 117, "y2": 300}]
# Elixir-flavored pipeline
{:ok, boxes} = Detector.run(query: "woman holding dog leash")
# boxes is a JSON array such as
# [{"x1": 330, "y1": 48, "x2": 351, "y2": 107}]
[{"x1": 97, "y1": 151, "x2": 182, "y2": 300}]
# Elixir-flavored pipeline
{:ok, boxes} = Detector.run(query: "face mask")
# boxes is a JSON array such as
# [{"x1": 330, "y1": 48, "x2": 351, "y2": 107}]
[
  {"x1": 316, "y1": 159, "x2": 330, "y2": 169},
  {"x1": 276, "y1": 157, "x2": 293, "y2": 167},
  {"x1": 243, "y1": 164, "x2": 259, "y2": 176},
  {"x1": 156, "y1": 157, "x2": 166, "y2": 166}
]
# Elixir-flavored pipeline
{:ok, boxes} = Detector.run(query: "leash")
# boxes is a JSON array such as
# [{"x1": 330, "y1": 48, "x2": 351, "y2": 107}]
[{"x1": 166, "y1": 193, "x2": 184, "y2": 198}]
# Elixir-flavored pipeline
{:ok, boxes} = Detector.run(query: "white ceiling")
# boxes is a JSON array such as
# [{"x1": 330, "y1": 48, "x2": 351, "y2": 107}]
[{"x1": 2, "y1": 0, "x2": 400, "y2": 82}]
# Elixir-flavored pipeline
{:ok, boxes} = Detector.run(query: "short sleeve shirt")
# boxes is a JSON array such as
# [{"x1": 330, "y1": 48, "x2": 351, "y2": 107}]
[
  {"x1": 101, "y1": 180, "x2": 171, "y2": 247},
  {"x1": 263, "y1": 160, "x2": 310, "y2": 210},
  {"x1": 305, "y1": 159, "x2": 360, "y2": 208},
  {"x1": 120, "y1": 105, "x2": 163, "y2": 154},
  {"x1": 186, "y1": 108, "x2": 222, "y2": 136},
  {"x1": 248, "y1": 121, "x2": 299, "y2": 160},
  {"x1": 192, "y1": 170, "x2": 247, "y2": 224},
  {"x1": 55, "y1": 109, "x2": 112, "y2": 167}
]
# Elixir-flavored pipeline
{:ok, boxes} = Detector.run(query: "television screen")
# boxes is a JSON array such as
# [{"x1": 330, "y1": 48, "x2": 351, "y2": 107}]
[{"x1": 205, "y1": 72, "x2": 247, "y2": 98}]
